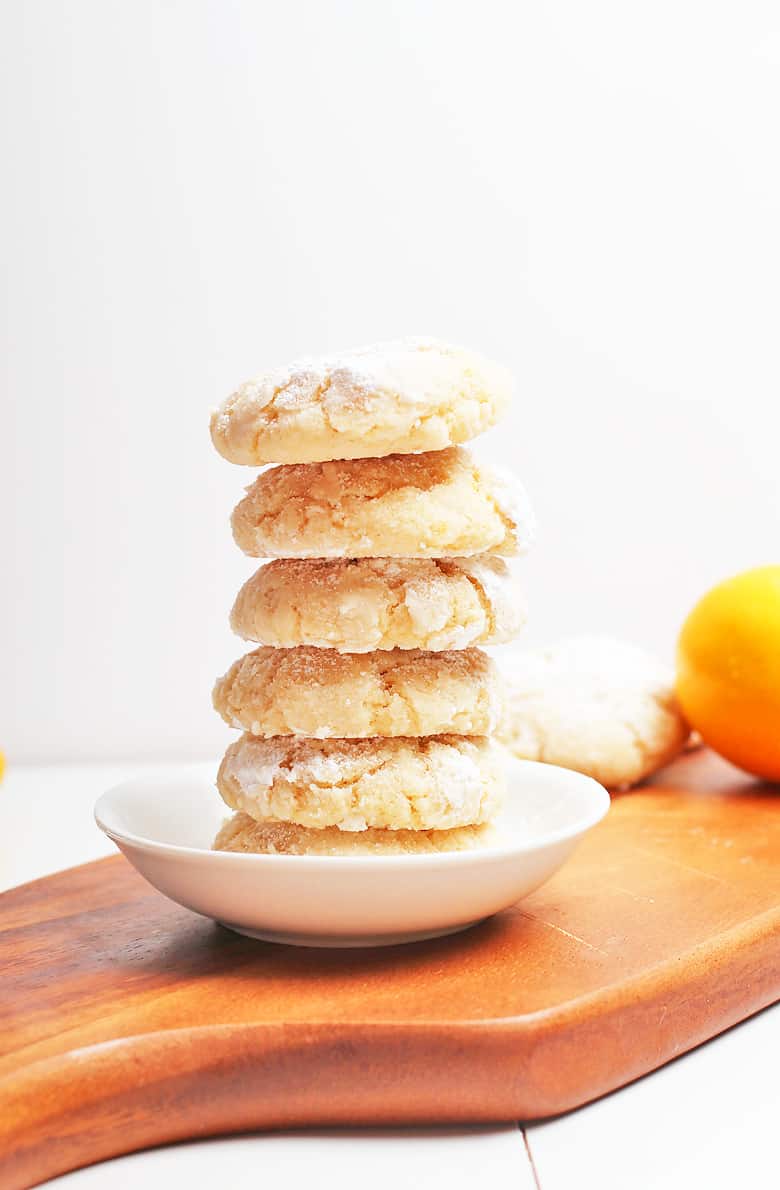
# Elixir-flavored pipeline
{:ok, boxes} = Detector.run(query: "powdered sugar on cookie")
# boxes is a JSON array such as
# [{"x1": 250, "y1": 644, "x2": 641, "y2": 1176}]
[{"x1": 211, "y1": 338, "x2": 512, "y2": 465}]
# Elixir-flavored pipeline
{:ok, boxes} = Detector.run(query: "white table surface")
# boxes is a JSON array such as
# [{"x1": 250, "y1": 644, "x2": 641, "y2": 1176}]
[{"x1": 3, "y1": 762, "x2": 778, "y2": 1190}]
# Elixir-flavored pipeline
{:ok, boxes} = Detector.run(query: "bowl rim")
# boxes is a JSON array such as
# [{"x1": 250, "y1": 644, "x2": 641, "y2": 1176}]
[{"x1": 94, "y1": 757, "x2": 610, "y2": 869}]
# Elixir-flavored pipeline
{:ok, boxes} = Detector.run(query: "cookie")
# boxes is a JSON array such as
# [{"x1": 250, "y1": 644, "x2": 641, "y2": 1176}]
[
  {"x1": 497, "y1": 636, "x2": 690, "y2": 789},
  {"x1": 210, "y1": 337, "x2": 511, "y2": 465},
  {"x1": 231, "y1": 447, "x2": 534, "y2": 559},
  {"x1": 217, "y1": 734, "x2": 505, "y2": 831},
  {"x1": 213, "y1": 646, "x2": 501, "y2": 739},
  {"x1": 230, "y1": 556, "x2": 525, "y2": 652},
  {"x1": 213, "y1": 812, "x2": 497, "y2": 855}
]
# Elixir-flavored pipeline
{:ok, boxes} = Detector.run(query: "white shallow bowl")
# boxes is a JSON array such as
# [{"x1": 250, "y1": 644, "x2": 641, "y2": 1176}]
[{"x1": 95, "y1": 756, "x2": 609, "y2": 948}]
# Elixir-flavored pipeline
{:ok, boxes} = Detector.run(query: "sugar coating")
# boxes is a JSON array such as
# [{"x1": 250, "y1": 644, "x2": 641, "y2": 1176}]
[
  {"x1": 217, "y1": 734, "x2": 505, "y2": 831},
  {"x1": 231, "y1": 447, "x2": 535, "y2": 560},
  {"x1": 497, "y1": 635, "x2": 690, "y2": 789},
  {"x1": 482, "y1": 463, "x2": 536, "y2": 539},
  {"x1": 231, "y1": 556, "x2": 525, "y2": 653},
  {"x1": 213, "y1": 812, "x2": 498, "y2": 855},
  {"x1": 210, "y1": 337, "x2": 512, "y2": 465},
  {"x1": 213, "y1": 646, "x2": 502, "y2": 739}
]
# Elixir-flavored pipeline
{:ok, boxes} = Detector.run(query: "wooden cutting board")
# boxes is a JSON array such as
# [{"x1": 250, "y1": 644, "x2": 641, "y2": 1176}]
[{"x1": 1, "y1": 749, "x2": 778, "y2": 1189}]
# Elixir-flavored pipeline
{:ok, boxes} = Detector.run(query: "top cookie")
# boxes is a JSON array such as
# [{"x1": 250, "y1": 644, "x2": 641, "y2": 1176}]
[{"x1": 210, "y1": 337, "x2": 511, "y2": 465}]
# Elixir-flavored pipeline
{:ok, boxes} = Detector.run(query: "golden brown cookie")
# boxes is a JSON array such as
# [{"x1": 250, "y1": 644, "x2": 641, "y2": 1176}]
[
  {"x1": 213, "y1": 646, "x2": 501, "y2": 739},
  {"x1": 231, "y1": 447, "x2": 534, "y2": 559},
  {"x1": 230, "y1": 556, "x2": 525, "y2": 652},
  {"x1": 216, "y1": 734, "x2": 505, "y2": 831},
  {"x1": 210, "y1": 337, "x2": 511, "y2": 465},
  {"x1": 213, "y1": 812, "x2": 497, "y2": 855}
]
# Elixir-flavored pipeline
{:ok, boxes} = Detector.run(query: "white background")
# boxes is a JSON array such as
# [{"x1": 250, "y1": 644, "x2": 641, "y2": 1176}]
[{"x1": 3, "y1": 1, "x2": 779, "y2": 762}]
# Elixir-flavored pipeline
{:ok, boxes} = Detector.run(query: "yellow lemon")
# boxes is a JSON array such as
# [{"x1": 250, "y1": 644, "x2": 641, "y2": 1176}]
[{"x1": 676, "y1": 565, "x2": 780, "y2": 781}]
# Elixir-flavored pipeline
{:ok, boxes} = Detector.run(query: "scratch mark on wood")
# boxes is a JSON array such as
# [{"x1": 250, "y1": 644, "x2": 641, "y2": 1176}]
[
  {"x1": 630, "y1": 847, "x2": 727, "y2": 885},
  {"x1": 518, "y1": 911, "x2": 610, "y2": 957},
  {"x1": 605, "y1": 883, "x2": 656, "y2": 905}
]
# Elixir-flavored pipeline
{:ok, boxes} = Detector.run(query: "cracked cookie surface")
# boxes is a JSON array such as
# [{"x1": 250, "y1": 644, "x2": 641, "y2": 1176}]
[
  {"x1": 231, "y1": 446, "x2": 534, "y2": 559},
  {"x1": 230, "y1": 556, "x2": 525, "y2": 652},
  {"x1": 217, "y1": 734, "x2": 505, "y2": 831},
  {"x1": 210, "y1": 337, "x2": 511, "y2": 465},
  {"x1": 213, "y1": 646, "x2": 501, "y2": 739},
  {"x1": 497, "y1": 635, "x2": 690, "y2": 789},
  {"x1": 213, "y1": 812, "x2": 498, "y2": 855}
]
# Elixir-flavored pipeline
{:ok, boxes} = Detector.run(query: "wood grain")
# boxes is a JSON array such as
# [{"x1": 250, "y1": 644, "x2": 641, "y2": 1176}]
[{"x1": 0, "y1": 750, "x2": 778, "y2": 1188}]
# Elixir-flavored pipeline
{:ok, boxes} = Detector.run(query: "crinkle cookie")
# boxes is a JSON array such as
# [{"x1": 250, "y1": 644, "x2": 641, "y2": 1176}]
[
  {"x1": 231, "y1": 447, "x2": 534, "y2": 559},
  {"x1": 217, "y1": 734, "x2": 505, "y2": 831},
  {"x1": 231, "y1": 556, "x2": 524, "y2": 652},
  {"x1": 213, "y1": 646, "x2": 501, "y2": 739},
  {"x1": 213, "y1": 812, "x2": 498, "y2": 855},
  {"x1": 497, "y1": 635, "x2": 690, "y2": 789},
  {"x1": 210, "y1": 337, "x2": 511, "y2": 465}
]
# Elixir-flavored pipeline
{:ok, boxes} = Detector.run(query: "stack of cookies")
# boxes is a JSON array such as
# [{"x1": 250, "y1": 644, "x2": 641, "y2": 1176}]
[{"x1": 209, "y1": 338, "x2": 534, "y2": 856}]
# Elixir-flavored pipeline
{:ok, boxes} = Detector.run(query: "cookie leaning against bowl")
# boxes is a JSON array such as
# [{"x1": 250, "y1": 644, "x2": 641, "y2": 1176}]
[
  {"x1": 230, "y1": 556, "x2": 526, "y2": 653},
  {"x1": 213, "y1": 813, "x2": 498, "y2": 855},
  {"x1": 217, "y1": 734, "x2": 505, "y2": 832},
  {"x1": 210, "y1": 337, "x2": 512, "y2": 465},
  {"x1": 231, "y1": 446, "x2": 535, "y2": 559},
  {"x1": 213, "y1": 646, "x2": 502, "y2": 739}
]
